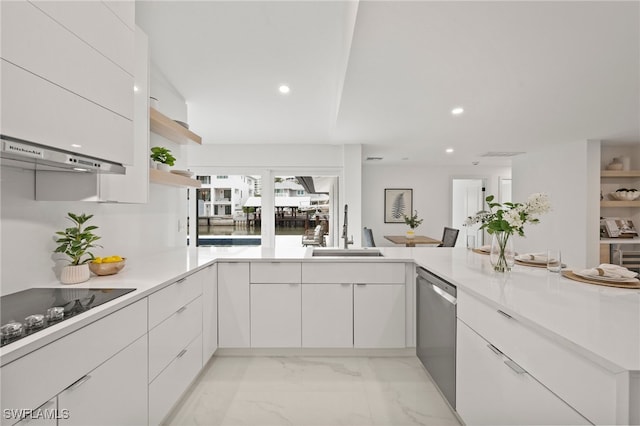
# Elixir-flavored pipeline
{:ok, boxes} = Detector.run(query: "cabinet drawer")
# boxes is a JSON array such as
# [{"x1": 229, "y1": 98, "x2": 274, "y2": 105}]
[
  {"x1": 458, "y1": 290, "x2": 618, "y2": 425},
  {"x1": 2, "y1": 1, "x2": 133, "y2": 118},
  {"x1": 457, "y1": 320, "x2": 589, "y2": 425},
  {"x1": 302, "y1": 262, "x2": 405, "y2": 284},
  {"x1": 1, "y1": 60, "x2": 134, "y2": 166},
  {"x1": 0, "y1": 300, "x2": 147, "y2": 425},
  {"x1": 149, "y1": 333, "x2": 202, "y2": 426},
  {"x1": 250, "y1": 262, "x2": 301, "y2": 283},
  {"x1": 148, "y1": 272, "x2": 203, "y2": 329},
  {"x1": 149, "y1": 296, "x2": 202, "y2": 382}
]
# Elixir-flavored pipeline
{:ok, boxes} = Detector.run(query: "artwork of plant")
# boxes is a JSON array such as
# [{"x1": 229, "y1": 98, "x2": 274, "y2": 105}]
[{"x1": 384, "y1": 189, "x2": 413, "y2": 223}]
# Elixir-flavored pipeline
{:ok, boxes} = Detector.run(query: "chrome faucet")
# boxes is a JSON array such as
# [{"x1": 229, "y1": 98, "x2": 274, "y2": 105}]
[{"x1": 342, "y1": 204, "x2": 353, "y2": 249}]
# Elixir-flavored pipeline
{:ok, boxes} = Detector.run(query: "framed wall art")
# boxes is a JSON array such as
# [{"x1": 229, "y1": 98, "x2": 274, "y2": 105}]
[{"x1": 384, "y1": 188, "x2": 413, "y2": 223}]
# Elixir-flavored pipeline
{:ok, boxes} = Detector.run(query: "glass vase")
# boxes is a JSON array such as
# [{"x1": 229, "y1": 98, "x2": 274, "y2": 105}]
[{"x1": 489, "y1": 231, "x2": 515, "y2": 272}]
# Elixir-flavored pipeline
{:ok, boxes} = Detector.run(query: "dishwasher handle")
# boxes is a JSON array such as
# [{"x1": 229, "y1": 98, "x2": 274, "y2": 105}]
[{"x1": 420, "y1": 278, "x2": 457, "y2": 305}]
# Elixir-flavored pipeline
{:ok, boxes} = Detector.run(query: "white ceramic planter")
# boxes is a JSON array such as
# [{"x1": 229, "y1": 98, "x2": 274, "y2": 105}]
[
  {"x1": 406, "y1": 229, "x2": 415, "y2": 239},
  {"x1": 157, "y1": 163, "x2": 170, "y2": 172},
  {"x1": 60, "y1": 264, "x2": 90, "y2": 285}
]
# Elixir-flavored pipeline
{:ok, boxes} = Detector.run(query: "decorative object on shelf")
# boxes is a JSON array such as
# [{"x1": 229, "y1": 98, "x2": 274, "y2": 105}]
[
  {"x1": 170, "y1": 169, "x2": 195, "y2": 178},
  {"x1": 384, "y1": 188, "x2": 412, "y2": 223},
  {"x1": 609, "y1": 189, "x2": 639, "y2": 201},
  {"x1": 403, "y1": 210, "x2": 423, "y2": 240},
  {"x1": 173, "y1": 120, "x2": 189, "y2": 129},
  {"x1": 89, "y1": 256, "x2": 126, "y2": 276},
  {"x1": 606, "y1": 158, "x2": 624, "y2": 170},
  {"x1": 465, "y1": 193, "x2": 551, "y2": 272},
  {"x1": 54, "y1": 213, "x2": 102, "y2": 284},
  {"x1": 150, "y1": 146, "x2": 176, "y2": 172},
  {"x1": 618, "y1": 155, "x2": 631, "y2": 171}
]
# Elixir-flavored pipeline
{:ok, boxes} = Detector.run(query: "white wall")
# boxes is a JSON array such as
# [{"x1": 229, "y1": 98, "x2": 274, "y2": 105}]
[
  {"x1": 0, "y1": 167, "x2": 188, "y2": 296},
  {"x1": 362, "y1": 164, "x2": 511, "y2": 247},
  {"x1": 512, "y1": 140, "x2": 600, "y2": 269}
]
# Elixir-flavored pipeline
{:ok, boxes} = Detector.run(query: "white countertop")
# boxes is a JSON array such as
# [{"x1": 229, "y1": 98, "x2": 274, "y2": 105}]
[{"x1": 2, "y1": 246, "x2": 639, "y2": 374}]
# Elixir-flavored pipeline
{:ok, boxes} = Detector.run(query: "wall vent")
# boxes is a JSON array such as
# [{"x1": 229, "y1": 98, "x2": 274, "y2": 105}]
[
  {"x1": 479, "y1": 151, "x2": 525, "y2": 157},
  {"x1": 365, "y1": 156, "x2": 383, "y2": 161}
]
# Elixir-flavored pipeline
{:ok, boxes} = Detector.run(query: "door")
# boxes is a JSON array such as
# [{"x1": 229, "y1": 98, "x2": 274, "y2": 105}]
[
  {"x1": 353, "y1": 284, "x2": 405, "y2": 348},
  {"x1": 302, "y1": 283, "x2": 353, "y2": 348},
  {"x1": 452, "y1": 179, "x2": 485, "y2": 247}
]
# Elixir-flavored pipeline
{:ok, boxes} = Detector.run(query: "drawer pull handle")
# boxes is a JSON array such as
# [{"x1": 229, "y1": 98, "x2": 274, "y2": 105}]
[
  {"x1": 355, "y1": 283, "x2": 366, "y2": 286},
  {"x1": 176, "y1": 278, "x2": 187, "y2": 284},
  {"x1": 66, "y1": 374, "x2": 91, "y2": 391},
  {"x1": 497, "y1": 310, "x2": 513, "y2": 319},
  {"x1": 487, "y1": 344, "x2": 503, "y2": 356},
  {"x1": 177, "y1": 349, "x2": 188, "y2": 359},
  {"x1": 504, "y1": 359, "x2": 527, "y2": 374},
  {"x1": 177, "y1": 306, "x2": 187, "y2": 314}
]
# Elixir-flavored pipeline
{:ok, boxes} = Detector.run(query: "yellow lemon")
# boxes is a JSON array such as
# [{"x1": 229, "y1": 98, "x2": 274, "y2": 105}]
[{"x1": 93, "y1": 257, "x2": 102, "y2": 264}]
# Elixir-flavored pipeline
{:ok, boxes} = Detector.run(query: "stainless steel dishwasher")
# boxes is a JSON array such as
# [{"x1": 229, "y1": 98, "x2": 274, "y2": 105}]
[{"x1": 416, "y1": 267, "x2": 457, "y2": 409}]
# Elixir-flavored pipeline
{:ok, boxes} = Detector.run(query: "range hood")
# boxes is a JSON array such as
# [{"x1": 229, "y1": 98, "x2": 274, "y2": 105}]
[{"x1": 0, "y1": 135, "x2": 125, "y2": 174}]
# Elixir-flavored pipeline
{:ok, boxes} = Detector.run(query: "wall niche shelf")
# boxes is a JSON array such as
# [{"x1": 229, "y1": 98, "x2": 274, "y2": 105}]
[
  {"x1": 150, "y1": 107, "x2": 202, "y2": 145},
  {"x1": 600, "y1": 170, "x2": 640, "y2": 178},
  {"x1": 149, "y1": 169, "x2": 201, "y2": 188}
]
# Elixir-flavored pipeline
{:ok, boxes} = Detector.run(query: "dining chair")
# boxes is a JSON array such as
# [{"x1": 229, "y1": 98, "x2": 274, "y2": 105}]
[
  {"x1": 363, "y1": 227, "x2": 376, "y2": 247},
  {"x1": 438, "y1": 227, "x2": 460, "y2": 247}
]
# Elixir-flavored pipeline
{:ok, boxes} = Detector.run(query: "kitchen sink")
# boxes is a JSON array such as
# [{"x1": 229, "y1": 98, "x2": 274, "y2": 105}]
[{"x1": 312, "y1": 249, "x2": 384, "y2": 257}]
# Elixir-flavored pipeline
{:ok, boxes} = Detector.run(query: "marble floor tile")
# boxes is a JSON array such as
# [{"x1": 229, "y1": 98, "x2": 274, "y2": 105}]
[{"x1": 164, "y1": 356, "x2": 460, "y2": 426}]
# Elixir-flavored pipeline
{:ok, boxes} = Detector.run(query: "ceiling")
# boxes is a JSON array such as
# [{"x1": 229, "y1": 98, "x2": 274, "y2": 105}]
[{"x1": 136, "y1": 1, "x2": 640, "y2": 166}]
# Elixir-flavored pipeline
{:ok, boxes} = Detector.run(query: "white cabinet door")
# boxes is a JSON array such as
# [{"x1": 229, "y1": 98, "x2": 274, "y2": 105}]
[
  {"x1": 98, "y1": 26, "x2": 149, "y2": 203},
  {"x1": 302, "y1": 283, "x2": 353, "y2": 348},
  {"x1": 218, "y1": 263, "x2": 250, "y2": 348},
  {"x1": 456, "y1": 320, "x2": 589, "y2": 426},
  {"x1": 58, "y1": 335, "x2": 148, "y2": 426},
  {"x1": 353, "y1": 284, "x2": 405, "y2": 348},
  {"x1": 250, "y1": 283, "x2": 301, "y2": 348},
  {"x1": 202, "y1": 264, "x2": 218, "y2": 363}
]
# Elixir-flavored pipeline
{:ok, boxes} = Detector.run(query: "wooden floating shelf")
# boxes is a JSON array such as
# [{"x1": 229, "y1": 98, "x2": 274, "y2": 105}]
[
  {"x1": 149, "y1": 169, "x2": 201, "y2": 188},
  {"x1": 600, "y1": 200, "x2": 640, "y2": 208},
  {"x1": 600, "y1": 170, "x2": 640, "y2": 178},
  {"x1": 150, "y1": 107, "x2": 202, "y2": 145}
]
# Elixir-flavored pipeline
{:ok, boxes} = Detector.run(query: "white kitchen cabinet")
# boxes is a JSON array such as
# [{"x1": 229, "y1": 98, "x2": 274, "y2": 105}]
[
  {"x1": 251, "y1": 283, "x2": 301, "y2": 348},
  {"x1": 218, "y1": 262, "x2": 251, "y2": 348},
  {"x1": 0, "y1": 0, "x2": 134, "y2": 166},
  {"x1": 301, "y1": 262, "x2": 405, "y2": 284},
  {"x1": 149, "y1": 333, "x2": 202, "y2": 426},
  {"x1": 148, "y1": 271, "x2": 203, "y2": 330},
  {"x1": 456, "y1": 320, "x2": 589, "y2": 425},
  {"x1": 301, "y1": 283, "x2": 353, "y2": 348},
  {"x1": 0, "y1": 300, "x2": 147, "y2": 426},
  {"x1": 97, "y1": 26, "x2": 149, "y2": 203},
  {"x1": 58, "y1": 335, "x2": 148, "y2": 426},
  {"x1": 149, "y1": 296, "x2": 202, "y2": 381},
  {"x1": 457, "y1": 289, "x2": 619, "y2": 425},
  {"x1": 353, "y1": 284, "x2": 405, "y2": 348},
  {"x1": 202, "y1": 264, "x2": 218, "y2": 364}
]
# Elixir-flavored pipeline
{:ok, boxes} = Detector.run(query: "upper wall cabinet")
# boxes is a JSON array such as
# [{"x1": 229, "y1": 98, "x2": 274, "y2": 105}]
[{"x1": 0, "y1": 0, "x2": 135, "y2": 166}]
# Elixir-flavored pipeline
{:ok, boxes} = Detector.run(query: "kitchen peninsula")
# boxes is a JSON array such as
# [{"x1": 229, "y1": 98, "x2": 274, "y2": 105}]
[{"x1": 1, "y1": 246, "x2": 638, "y2": 426}]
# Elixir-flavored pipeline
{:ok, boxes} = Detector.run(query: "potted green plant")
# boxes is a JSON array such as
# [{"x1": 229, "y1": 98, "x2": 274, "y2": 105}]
[
  {"x1": 150, "y1": 146, "x2": 176, "y2": 171},
  {"x1": 54, "y1": 212, "x2": 101, "y2": 284},
  {"x1": 403, "y1": 210, "x2": 423, "y2": 240}
]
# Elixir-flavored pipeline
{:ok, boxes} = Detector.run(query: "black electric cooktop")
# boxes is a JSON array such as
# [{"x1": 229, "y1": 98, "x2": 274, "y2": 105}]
[{"x1": 0, "y1": 288, "x2": 135, "y2": 347}]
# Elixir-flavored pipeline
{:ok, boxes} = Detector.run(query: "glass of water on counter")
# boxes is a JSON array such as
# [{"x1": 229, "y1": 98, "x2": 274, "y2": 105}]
[{"x1": 547, "y1": 249, "x2": 562, "y2": 272}]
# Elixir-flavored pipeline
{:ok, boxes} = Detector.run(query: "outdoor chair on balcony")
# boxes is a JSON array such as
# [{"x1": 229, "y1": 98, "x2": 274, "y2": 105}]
[{"x1": 302, "y1": 225, "x2": 325, "y2": 247}]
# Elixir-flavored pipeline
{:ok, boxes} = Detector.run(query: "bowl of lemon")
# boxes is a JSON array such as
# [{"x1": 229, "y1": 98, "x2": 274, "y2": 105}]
[{"x1": 89, "y1": 256, "x2": 126, "y2": 276}]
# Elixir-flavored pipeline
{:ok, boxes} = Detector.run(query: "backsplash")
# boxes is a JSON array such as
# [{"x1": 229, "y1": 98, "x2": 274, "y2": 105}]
[{"x1": 0, "y1": 166, "x2": 188, "y2": 295}]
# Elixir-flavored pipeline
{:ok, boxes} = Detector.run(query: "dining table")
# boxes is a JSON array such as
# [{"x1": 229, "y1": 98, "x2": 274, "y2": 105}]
[{"x1": 384, "y1": 235, "x2": 442, "y2": 247}]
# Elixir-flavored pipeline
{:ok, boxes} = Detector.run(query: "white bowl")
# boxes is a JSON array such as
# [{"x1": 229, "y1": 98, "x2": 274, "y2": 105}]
[{"x1": 609, "y1": 191, "x2": 640, "y2": 201}]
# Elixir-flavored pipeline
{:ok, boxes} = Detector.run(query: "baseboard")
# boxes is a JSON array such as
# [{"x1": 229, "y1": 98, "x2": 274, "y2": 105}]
[{"x1": 214, "y1": 347, "x2": 416, "y2": 357}]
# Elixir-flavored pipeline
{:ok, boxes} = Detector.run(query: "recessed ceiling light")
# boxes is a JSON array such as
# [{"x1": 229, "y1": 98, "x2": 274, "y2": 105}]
[
  {"x1": 446, "y1": 148, "x2": 454, "y2": 154},
  {"x1": 71, "y1": 144, "x2": 82, "y2": 148},
  {"x1": 451, "y1": 107, "x2": 464, "y2": 115},
  {"x1": 279, "y1": 85, "x2": 290, "y2": 94},
  {"x1": 133, "y1": 85, "x2": 139, "y2": 92}
]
